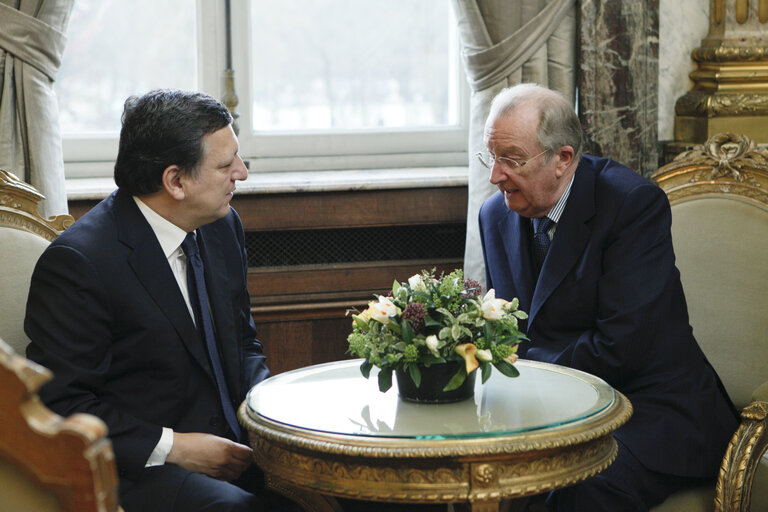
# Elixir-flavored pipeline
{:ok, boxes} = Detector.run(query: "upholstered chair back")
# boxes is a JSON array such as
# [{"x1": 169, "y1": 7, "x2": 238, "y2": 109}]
[
  {"x1": 652, "y1": 133, "x2": 768, "y2": 512},
  {"x1": 0, "y1": 170, "x2": 72, "y2": 355}
]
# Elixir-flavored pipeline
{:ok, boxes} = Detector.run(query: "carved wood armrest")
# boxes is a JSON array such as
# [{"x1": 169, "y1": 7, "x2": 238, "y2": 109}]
[{"x1": 715, "y1": 401, "x2": 768, "y2": 512}]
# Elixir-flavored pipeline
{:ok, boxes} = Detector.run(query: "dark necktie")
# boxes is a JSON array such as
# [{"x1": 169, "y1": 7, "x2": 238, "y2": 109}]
[
  {"x1": 181, "y1": 232, "x2": 241, "y2": 441},
  {"x1": 533, "y1": 216, "x2": 554, "y2": 271}
]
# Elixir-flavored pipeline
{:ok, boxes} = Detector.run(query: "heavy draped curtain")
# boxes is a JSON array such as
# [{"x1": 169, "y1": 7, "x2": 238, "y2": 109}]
[
  {"x1": 0, "y1": 0, "x2": 73, "y2": 218},
  {"x1": 451, "y1": 0, "x2": 576, "y2": 286}
]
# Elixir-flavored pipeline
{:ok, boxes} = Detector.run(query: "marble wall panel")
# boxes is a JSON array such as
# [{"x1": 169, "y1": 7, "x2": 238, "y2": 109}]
[{"x1": 579, "y1": 0, "x2": 659, "y2": 176}]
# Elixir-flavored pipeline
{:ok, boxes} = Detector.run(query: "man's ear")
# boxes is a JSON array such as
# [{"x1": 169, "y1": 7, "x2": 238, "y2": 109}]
[
  {"x1": 555, "y1": 145, "x2": 575, "y2": 178},
  {"x1": 162, "y1": 165, "x2": 186, "y2": 201}
]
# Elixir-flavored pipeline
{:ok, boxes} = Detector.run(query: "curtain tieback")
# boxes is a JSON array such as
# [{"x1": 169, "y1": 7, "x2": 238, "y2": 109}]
[
  {"x1": 461, "y1": 0, "x2": 574, "y2": 91},
  {"x1": 0, "y1": 3, "x2": 67, "y2": 81}
]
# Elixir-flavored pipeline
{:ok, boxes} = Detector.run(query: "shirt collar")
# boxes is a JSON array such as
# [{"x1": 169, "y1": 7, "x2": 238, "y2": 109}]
[
  {"x1": 544, "y1": 173, "x2": 575, "y2": 224},
  {"x1": 133, "y1": 196, "x2": 189, "y2": 258}
]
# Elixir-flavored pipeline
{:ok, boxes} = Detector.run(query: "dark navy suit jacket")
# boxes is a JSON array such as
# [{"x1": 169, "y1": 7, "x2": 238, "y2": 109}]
[
  {"x1": 479, "y1": 154, "x2": 737, "y2": 478},
  {"x1": 25, "y1": 189, "x2": 269, "y2": 483}
]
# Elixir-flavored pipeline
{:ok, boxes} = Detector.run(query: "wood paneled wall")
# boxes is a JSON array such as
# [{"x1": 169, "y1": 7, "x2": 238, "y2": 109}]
[{"x1": 68, "y1": 185, "x2": 468, "y2": 375}]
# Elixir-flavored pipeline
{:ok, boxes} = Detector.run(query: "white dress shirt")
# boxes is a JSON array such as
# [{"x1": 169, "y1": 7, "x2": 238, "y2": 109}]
[{"x1": 133, "y1": 196, "x2": 192, "y2": 467}]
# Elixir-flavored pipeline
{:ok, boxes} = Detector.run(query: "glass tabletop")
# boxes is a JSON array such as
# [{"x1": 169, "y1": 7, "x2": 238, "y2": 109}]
[{"x1": 246, "y1": 359, "x2": 614, "y2": 440}]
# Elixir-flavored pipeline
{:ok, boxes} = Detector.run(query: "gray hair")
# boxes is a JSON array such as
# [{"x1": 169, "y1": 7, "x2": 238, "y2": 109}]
[{"x1": 485, "y1": 83, "x2": 584, "y2": 160}]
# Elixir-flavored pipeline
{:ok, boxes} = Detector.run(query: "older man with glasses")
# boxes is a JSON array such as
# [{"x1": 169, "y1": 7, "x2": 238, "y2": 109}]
[{"x1": 477, "y1": 83, "x2": 737, "y2": 511}]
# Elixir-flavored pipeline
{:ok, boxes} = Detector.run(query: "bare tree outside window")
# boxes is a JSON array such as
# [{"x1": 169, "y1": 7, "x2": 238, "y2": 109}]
[
  {"x1": 56, "y1": 0, "x2": 198, "y2": 135},
  {"x1": 250, "y1": 0, "x2": 456, "y2": 132}
]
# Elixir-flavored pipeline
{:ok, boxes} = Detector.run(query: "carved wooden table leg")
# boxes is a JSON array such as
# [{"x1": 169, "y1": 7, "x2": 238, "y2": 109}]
[{"x1": 266, "y1": 475, "x2": 344, "y2": 512}]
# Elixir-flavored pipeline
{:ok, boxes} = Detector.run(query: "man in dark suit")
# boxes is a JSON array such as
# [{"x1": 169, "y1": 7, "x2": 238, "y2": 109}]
[
  {"x1": 477, "y1": 84, "x2": 738, "y2": 511},
  {"x1": 25, "y1": 90, "x2": 273, "y2": 511}
]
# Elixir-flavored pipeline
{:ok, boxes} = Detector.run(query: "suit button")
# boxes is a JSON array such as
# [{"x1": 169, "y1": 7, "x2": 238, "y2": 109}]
[{"x1": 209, "y1": 415, "x2": 223, "y2": 427}]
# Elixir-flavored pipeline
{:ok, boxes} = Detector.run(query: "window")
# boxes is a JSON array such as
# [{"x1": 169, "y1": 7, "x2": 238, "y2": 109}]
[{"x1": 57, "y1": 1, "x2": 467, "y2": 178}]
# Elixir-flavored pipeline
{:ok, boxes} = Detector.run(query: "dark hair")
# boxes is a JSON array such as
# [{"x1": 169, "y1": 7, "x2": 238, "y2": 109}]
[{"x1": 113, "y1": 89, "x2": 233, "y2": 196}]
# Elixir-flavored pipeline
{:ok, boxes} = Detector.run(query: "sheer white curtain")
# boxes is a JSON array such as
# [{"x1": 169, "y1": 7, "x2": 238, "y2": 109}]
[
  {"x1": 451, "y1": 0, "x2": 576, "y2": 286},
  {"x1": 0, "y1": 0, "x2": 73, "y2": 218}
]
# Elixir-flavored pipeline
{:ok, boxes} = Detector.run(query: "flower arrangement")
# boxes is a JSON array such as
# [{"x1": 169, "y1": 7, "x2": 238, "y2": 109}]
[{"x1": 347, "y1": 269, "x2": 528, "y2": 393}]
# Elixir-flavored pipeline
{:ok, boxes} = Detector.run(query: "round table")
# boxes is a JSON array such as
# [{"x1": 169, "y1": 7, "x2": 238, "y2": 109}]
[{"x1": 240, "y1": 359, "x2": 632, "y2": 512}]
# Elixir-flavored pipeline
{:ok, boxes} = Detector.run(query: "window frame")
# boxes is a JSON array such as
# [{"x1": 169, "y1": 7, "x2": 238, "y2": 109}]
[{"x1": 62, "y1": 0, "x2": 469, "y2": 179}]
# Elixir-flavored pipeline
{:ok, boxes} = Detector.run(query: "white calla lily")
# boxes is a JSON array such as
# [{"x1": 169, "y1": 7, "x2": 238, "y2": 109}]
[
  {"x1": 475, "y1": 349, "x2": 493, "y2": 362},
  {"x1": 425, "y1": 335, "x2": 440, "y2": 357}
]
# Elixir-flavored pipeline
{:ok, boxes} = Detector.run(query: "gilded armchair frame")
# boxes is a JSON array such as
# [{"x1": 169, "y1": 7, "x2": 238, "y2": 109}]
[
  {"x1": 0, "y1": 337, "x2": 120, "y2": 511},
  {"x1": 0, "y1": 169, "x2": 73, "y2": 241},
  {"x1": 652, "y1": 133, "x2": 768, "y2": 512}
]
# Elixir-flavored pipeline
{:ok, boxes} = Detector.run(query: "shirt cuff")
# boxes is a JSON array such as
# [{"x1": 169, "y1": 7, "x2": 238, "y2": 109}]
[{"x1": 145, "y1": 427, "x2": 174, "y2": 467}]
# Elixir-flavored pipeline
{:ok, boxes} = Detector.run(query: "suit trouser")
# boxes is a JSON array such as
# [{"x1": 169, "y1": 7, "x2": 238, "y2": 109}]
[
  {"x1": 120, "y1": 464, "x2": 276, "y2": 512},
  {"x1": 533, "y1": 438, "x2": 710, "y2": 512}
]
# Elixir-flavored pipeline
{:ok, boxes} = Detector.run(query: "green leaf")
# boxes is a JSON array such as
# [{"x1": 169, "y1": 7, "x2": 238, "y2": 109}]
[
  {"x1": 424, "y1": 314, "x2": 442, "y2": 327},
  {"x1": 420, "y1": 355, "x2": 446, "y2": 365},
  {"x1": 392, "y1": 280, "x2": 401, "y2": 294},
  {"x1": 494, "y1": 360, "x2": 520, "y2": 378},
  {"x1": 401, "y1": 319, "x2": 414, "y2": 343},
  {"x1": 352, "y1": 315, "x2": 369, "y2": 331},
  {"x1": 386, "y1": 321, "x2": 402, "y2": 335},
  {"x1": 481, "y1": 362, "x2": 492, "y2": 383},
  {"x1": 378, "y1": 369, "x2": 393, "y2": 392},
  {"x1": 360, "y1": 360, "x2": 373, "y2": 379},
  {"x1": 408, "y1": 363, "x2": 422, "y2": 388},
  {"x1": 442, "y1": 366, "x2": 467, "y2": 391}
]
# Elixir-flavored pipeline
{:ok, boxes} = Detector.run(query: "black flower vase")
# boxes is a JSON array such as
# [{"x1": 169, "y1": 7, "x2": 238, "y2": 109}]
[{"x1": 395, "y1": 361, "x2": 476, "y2": 404}]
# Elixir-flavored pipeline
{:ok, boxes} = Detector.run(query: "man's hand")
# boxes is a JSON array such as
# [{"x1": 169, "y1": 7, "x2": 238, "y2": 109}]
[{"x1": 167, "y1": 432, "x2": 253, "y2": 481}]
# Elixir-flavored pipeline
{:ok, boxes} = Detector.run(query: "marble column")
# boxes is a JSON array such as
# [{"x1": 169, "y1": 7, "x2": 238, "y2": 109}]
[
  {"x1": 578, "y1": 0, "x2": 659, "y2": 176},
  {"x1": 674, "y1": 0, "x2": 768, "y2": 144}
]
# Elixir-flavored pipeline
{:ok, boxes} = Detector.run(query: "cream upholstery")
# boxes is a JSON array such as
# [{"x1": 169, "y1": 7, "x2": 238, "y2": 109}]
[
  {"x1": 652, "y1": 133, "x2": 768, "y2": 512},
  {"x1": 0, "y1": 169, "x2": 72, "y2": 355}
]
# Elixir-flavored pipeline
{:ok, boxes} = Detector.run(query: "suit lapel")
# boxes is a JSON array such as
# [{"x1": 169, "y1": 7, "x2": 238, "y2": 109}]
[
  {"x1": 498, "y1": 211, "x2": 536, "y2": 316},
  {"x1": 197, "y1": 223, "x2": 242, "y2": 397},
  {"x1": 114, "y1": 191, "x2": 215, "y2": 378},
  {"x1": 529, "y1": 163, "x2": 596, "y2": 328}
]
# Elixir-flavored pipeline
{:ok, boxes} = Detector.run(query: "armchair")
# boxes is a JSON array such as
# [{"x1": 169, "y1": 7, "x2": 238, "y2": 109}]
[
  {"x1": 0, "y1": 169, "x2": 73, "y2": 355},
  {"x1": 0, "y1": 336, "x2": 120, "y2": 512},
  {"x1": 651, "y1": 133, "x2": 768, "y2": 511}
]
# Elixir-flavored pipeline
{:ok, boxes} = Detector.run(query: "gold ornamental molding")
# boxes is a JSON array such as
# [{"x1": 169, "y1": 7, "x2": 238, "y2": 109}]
[
  {"x1": 239, "y1": 389, "x2": 632, "y2": 509},
  {"x1": 674, "y1": 0, "x2": 768, "y2": 143},
  {"x1": 653, "y1": 132, "x2": 768, "y2": 206},
  {"x1": 0, "y1": 169, "x2": 73, "y2": 241},
  {"x1": 715, "y1": 401, "x2": 768, "y2": 512}
]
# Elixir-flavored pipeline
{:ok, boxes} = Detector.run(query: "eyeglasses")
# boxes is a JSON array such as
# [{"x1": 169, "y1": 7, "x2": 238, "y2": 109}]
[{"x1": 476, "y1": 148, "x2": 549, "y2": 171}]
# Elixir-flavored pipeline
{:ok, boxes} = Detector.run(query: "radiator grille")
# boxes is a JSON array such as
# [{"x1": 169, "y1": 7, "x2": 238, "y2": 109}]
[{"x1": 245, "y1": 223, "x2": 466, "y2": 267}]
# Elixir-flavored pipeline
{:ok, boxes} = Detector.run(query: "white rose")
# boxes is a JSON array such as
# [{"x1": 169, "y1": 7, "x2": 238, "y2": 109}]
[
  {"x1": 408, "y1": 274, "x2": 427, "y2": 292},
  {"x1": 425, "y1": 335, "x2": 440, "y2": 357}
]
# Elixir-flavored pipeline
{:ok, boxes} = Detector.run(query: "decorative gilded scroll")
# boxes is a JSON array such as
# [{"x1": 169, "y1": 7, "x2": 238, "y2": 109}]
[
  {"x1": 676, "y1": 91, "x2": 768, "y2": 117},
  {"x1": 653, "y1": 133, "x2": 768, "y2": 206},
  {"x1": 0, "y1": 169, "x2": 74, "y2": 241},
  {"x1": 715, "y1": 402, "x2": 768, "y2": 512}
]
